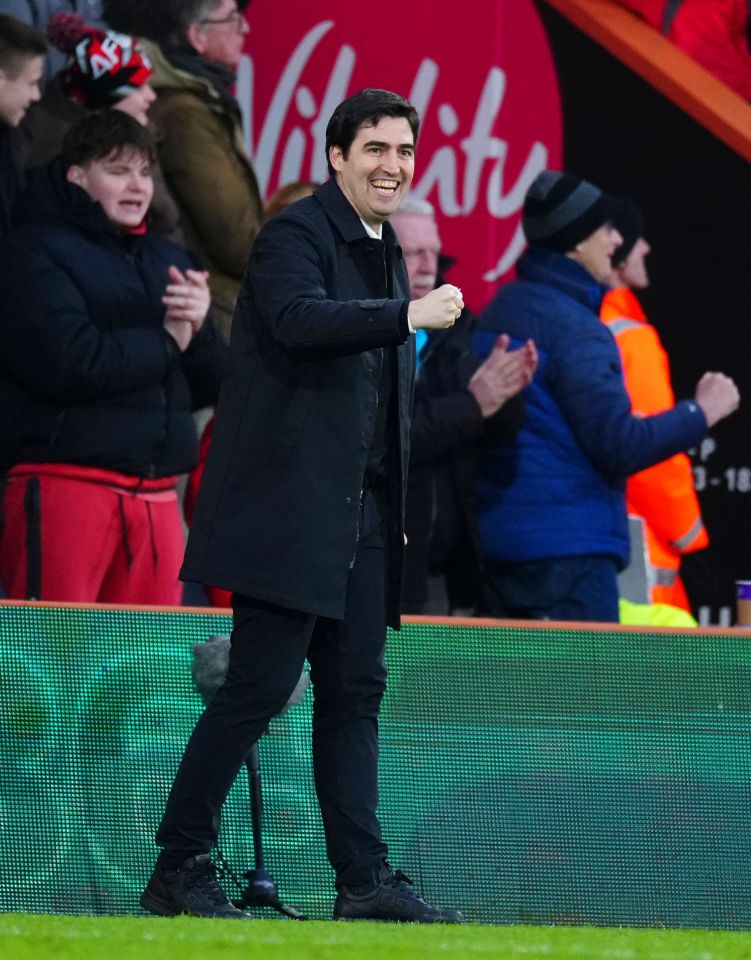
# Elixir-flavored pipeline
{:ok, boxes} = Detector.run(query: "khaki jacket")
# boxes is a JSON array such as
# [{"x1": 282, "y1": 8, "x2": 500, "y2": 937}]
[{"x1": 144, "y1": 41, "x2": 264, "y2": 336}]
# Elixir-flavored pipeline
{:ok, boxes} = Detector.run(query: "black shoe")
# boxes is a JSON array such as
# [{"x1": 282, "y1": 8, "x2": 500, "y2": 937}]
[
  {"x1": 140, "y1": 853, "x2": 248, "y2": 919},
  {"x1": 333, "y1": 866, "x2": 464, "y2": 923}
]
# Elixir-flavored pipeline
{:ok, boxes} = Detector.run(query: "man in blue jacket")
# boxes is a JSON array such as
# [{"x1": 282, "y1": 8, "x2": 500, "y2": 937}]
[
  {"x1": 473, "y1": 170, "x2": 739, "y2": 623},
  {"x1": 142, "y1": 89, "x2": 465, "y2": 922}
]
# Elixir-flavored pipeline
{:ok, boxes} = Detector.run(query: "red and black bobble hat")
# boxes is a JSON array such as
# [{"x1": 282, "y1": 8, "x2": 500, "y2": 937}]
[{"x1": 48, "y1": 12, "x2": 153, "y2": 109}]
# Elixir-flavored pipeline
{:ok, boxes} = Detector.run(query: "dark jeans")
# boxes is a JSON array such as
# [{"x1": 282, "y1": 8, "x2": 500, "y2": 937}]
[
  {"x1": 156, "y1": 488, "x2": 389, "y2": 888},
  {"x1": 484, "y1": 555, "x2": 620, "y2": 623}
]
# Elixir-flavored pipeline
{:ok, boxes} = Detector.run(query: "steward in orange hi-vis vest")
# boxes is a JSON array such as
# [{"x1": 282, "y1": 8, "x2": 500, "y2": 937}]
[{"x1": 601, "y1": 285, "x2": 708, "y2": 611}]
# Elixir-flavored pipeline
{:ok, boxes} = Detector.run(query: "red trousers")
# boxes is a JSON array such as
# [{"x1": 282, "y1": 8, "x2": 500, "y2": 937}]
[{"x1": 1, "y1": 467, "x2": 185, "y2": 605}]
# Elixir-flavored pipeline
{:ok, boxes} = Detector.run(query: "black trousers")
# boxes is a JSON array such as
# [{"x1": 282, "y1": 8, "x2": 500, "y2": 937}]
[{"x1": 156, "y1": 487, "x2": 390, "y2": 889}]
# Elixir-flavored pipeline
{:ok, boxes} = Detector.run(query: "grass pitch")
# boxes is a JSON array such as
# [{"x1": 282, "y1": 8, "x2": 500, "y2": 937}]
[{"x1": 3, "y1": 914, "x2": 751, "y2": 960}]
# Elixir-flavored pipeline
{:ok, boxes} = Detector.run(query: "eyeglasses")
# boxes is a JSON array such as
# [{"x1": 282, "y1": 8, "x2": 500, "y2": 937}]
[{"x1": 198, "y1": 10, "x2": 246, "y2": 29}]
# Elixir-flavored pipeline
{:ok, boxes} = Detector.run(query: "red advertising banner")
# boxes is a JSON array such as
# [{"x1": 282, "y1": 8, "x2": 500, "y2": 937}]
[{"x1": 237, "y1": 0, "x2": 563, "y2": 311}]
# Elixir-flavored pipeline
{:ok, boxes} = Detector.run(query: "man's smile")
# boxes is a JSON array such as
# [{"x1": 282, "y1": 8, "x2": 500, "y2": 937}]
[{"x1": 371, "y1": 179, "x2": 399, "y2": 196}]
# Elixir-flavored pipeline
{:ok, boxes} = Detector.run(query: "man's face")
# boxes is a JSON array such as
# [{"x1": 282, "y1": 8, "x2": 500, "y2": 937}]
[
  {"x1": 66, "y1": 148, "x2": 154, "y2": 229},
  {"x1": 614, "y1": 236, "x2": 651, "y2": 290},
  {"x1": 189, "y1": 0, "x2": 248, "y2": 71},
  {"x1": 392, "y1": 212, "x2": 441, "y2": 299},
  {"x1": 329, "y1": 116, "x2": 415, "y2": 230},
  {"x1": 569, "y1": 222, "x2": 623, "y2": 285},
  {"x1": 0, "y1": 54, "x2": 43, "y2": 127}
]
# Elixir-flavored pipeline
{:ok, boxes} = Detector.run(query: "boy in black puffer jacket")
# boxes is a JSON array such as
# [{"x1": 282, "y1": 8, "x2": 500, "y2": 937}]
[{"x1": 0, "y1": 109, "x2": 227, "y2": 603}]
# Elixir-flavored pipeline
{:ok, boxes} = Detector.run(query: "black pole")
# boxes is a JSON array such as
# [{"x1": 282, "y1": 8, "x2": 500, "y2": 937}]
[{"x1": 245, "y1": 742, "x2": 265, "y2": 872}]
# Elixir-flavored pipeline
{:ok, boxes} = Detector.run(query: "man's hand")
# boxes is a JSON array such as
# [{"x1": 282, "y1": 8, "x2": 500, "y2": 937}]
[
  {"x1": 163, "y1": 266, "x2": 210, "y2": 352},
  {"x1": 408, "y1": 284, "x2": 464, "y2": 331},
  {"x1": 694, "y1": 371, "x2": 740, "y2": 428},
  {"x1": 468, "y1": 335, "x2": 538, "y2": 417}
]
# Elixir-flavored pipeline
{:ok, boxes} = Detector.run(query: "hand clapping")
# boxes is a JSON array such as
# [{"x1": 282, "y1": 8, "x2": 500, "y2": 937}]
[
  {"x1": 468, "y1": 334, "x2": 538, "y2": 417},
  {"x1": 163, "y1": 265, "x2": 210, "y2": 351}
]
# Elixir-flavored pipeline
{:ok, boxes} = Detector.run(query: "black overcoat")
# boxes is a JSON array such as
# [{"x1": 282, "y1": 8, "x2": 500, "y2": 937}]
[{"x1": 181, "y1": 179, "x2": 416, "y2": 627}]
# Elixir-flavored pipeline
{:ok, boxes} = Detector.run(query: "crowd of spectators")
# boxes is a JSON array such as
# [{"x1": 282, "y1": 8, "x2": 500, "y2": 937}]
[{"x1": 0, "y1": 2, "x2": 741, "y2": 622}]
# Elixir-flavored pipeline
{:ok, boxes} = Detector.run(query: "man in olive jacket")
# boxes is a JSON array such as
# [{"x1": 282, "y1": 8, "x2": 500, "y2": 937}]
[{"x1": 141, "y1": 89, "x2": 466, "y2": 923}]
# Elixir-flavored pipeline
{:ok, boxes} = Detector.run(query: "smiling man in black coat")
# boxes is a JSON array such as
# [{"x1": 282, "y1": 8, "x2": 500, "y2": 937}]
[{"x1": 141, "y1": 88, "x2": 466, "y2": 923}]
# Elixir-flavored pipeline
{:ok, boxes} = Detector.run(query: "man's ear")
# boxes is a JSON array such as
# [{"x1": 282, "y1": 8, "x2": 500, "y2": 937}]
[
  {"x1": 329, "y1": 145, "x2": 343, "y2": 173},
  {"x1": 66, "y1": 164, "x2": 86, "y2": 187},
  {"x1": 186, "y1": 21, "x2": 207, "y2": 56}
]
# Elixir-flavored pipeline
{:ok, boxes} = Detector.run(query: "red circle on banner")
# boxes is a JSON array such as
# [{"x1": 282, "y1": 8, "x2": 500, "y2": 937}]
[{"x1": 239, "y1": 0, "x2": 562, "y2": 311}]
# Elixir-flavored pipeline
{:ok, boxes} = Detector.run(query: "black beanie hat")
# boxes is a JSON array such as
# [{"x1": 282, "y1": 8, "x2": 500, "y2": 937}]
[
  {"x1": 522, "y1": 170, "x2": 617, "y2": 254},
  {"x1": 610, "y1": 198, "x2": 645, "y2": 267}
]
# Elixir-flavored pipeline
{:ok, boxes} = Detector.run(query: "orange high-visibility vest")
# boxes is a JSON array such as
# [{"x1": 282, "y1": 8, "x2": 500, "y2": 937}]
[{"x1": 601, "y1": 287, "x2": 708, "y2": 610}]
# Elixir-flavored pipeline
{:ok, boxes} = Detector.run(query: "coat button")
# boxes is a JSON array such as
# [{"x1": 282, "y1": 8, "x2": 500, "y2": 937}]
[{"x1": 345, "y1": 496, "x2": 351, "y2": 503}]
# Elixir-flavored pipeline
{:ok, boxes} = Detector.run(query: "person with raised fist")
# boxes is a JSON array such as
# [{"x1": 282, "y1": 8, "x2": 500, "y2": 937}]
[
  {"x1": 473, "y1": 170, "x2": 739, "y2": 623},
  {"x1": 142, "y1": 88, "x2": 465, "y2": 925}
]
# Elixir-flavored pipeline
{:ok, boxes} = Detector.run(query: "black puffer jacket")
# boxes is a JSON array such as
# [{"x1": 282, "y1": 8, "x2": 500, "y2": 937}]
[{"x1": 0, "y1": 160, "x2": 228, "y2": 477}]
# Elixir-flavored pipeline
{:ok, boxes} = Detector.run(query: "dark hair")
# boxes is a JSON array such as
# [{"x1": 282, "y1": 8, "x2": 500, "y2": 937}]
[
  {"x1": 62, "y1": 109, "x2": 157, "y2": 168},
  {"x1": 0, "y1": 14, "x2": 47, "y2": 76},
  {"x1": 610, "y1": 198, "x2": 646, "y2": 268},
  {"x1": 102, "y1": 0, "x2": 223, "y2": 46},
  {"x1": 325, "y1": 88, "x2": 420, "y2": 177}
]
